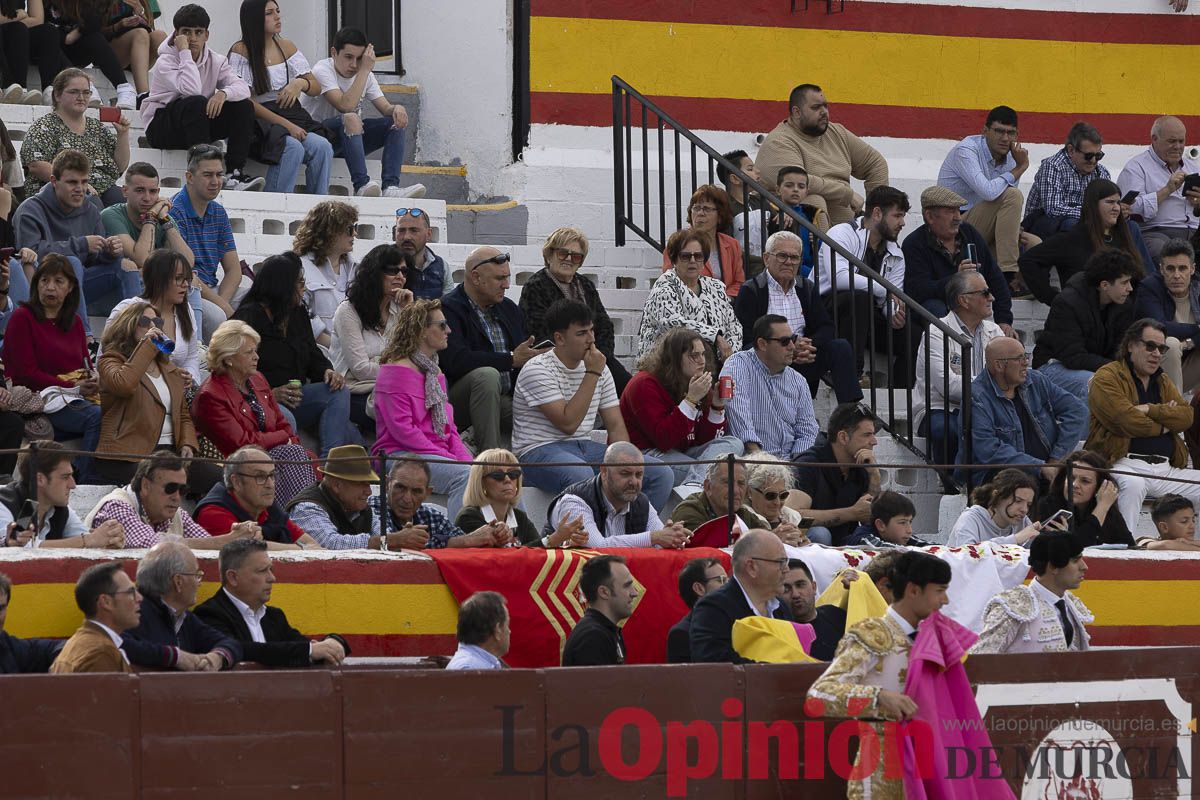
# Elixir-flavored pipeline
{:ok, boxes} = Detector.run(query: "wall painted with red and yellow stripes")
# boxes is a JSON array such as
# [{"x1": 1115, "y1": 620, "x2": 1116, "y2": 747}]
[{"x1": 530, "y1": 0, "x2": 1200, "y2": 144}]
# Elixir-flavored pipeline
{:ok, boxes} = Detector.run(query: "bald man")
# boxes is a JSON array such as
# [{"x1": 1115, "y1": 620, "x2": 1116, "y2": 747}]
[
  {"x1": 1118, "y1": 116, "x2": 1200, "y2": 259},
  {"x1": 689, "y1": 529, "x2": 792, "y2": 663},
  {"x1": 440, "y1": 246, "x2": 547, "y2": 451},
  {"x1": 964, "y1": 337, "x2": 1086, "y2": 484}
]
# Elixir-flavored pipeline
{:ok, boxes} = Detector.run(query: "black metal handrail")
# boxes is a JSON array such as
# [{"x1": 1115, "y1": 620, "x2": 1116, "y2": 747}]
[{"x1": 611, "y1": 75, "x2": 977, "y2": 491}]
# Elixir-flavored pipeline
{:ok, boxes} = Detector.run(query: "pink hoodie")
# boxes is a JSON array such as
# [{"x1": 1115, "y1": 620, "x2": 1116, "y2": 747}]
[{"x1": 141, "y1": 39, "x2": 252, "y2": 130}]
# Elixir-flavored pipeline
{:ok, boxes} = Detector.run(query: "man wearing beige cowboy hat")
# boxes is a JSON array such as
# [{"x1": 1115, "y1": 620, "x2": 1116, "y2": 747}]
[{"x1": 285, "y1": 445, "x2": 407, "y2": 550}]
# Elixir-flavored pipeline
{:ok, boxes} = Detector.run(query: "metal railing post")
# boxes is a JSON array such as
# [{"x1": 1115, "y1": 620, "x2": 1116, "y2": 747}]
[
  {"x1": 612, "y1": 84, "x2": 625, "y2": 246},
  {"x1": 726, "y1": 453, "x2": 736, "y2": 543}
]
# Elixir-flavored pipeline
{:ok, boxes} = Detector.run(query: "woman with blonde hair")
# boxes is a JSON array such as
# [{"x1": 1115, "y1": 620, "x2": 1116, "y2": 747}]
[
  {"x1": 374, "y1": 299, "x2": 472, "y2": 518},
  {"x1": 94, "y1": 300, "x2": 220, "y2": 493},
  {"x1": 293, "y1": 199, "x2": 359, "y2": 347},
  {"x1": 192, "y1": 319, "x2": 316, "y2": 505},
  {"x1": 455, "y1": 448, "x2": 586, "y2": 547}
]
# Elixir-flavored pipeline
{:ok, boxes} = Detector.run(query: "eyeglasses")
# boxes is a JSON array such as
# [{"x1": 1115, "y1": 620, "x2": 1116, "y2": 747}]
[
  {"x1": 427, "y1": 319, "x2": 450, "y2": 330},
  {"x1": 987, "y1": 125, "x2": 1018, "y2": 139},
  {"x1": 961, "y1": 288, "x2": 993, "y2": 298},
  {"x1": 105, "y1": 587, "x2": 138, "y2": 598},
  {"x1": 485, "y1": 469, "x2": 522, "y2": 482},
  {"x1": 471, "y1": 253, "x2": 511, "y2": 270},
  {"x1": 766, "y1": 334, "x2": 799, "y2": 346},
  {"x1": 176, "y1": 570, "x2": 204, "y2": 581},
  {"x1": 705, "y1": 574, "x2": 729, "y2": 585},
  {"x1": 1139, "y1": 340, "x2": 1171, "y2": 354},
  {"x1": 380, "y1": 265, "x2": 404, "y2": 276},
  {"x1": 552, "y1": 248, "x2": 585, "y2": 264},
  {"x1": 158, "y1": 481, "x2": 186, "y2": 496},
  {"x1": 996, "y1": 354, "x2": 1032, "y2": 365},
  {"x1": 61, "y1": 88, "x2": 91, "y2": 98},
  {"x1": 346, "y1": 225, "x2": 358, "y2": 236},
  {"x1": 237, "y1": 471, "x2": 277, "y2": 485},
  {"x1": 767, "y1": 252, "x2": 803, "y2": 263},
  {"x1": 138, "y1": 315, "x2": 165, "y2": 329},
  {"x1": 690, "y1": 205, "x2": 717, "y2": 214},
  {"x1": 1078, "y1": 150, "x2": 1105, "y2": 162},
  {"x1": 752, "y1": 487, "x2": 790, "y2": 502},
  {"x1": 750, "y1": 556, "x2": 789, "y2": 569},
  {"x1": 395, "y1": 208, "x2": 425, "y2": 219},
  {"x1": 677, "y1": 252, "x2": 707, "y2": 263},
  {"x1": 173, "y1": 273, "x2": 192, "y2": 286}
]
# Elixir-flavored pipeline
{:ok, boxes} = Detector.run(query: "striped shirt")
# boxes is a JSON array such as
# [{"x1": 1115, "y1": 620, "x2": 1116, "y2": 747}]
[
  {"x1": 169, "y1": 187, "x2": 237, "y2": 288},
  {"x1": 512, "y1": 351, "x2": 617, "y2": 454},
  {"x1": 719, "y1": 349, "x2": 818, "y2": 460},
  {"x1": 469, "y1": 296, "x2": 513, "y2": 393}
]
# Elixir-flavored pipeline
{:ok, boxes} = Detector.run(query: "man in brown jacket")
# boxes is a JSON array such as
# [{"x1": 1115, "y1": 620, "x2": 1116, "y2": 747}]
[
  {"x1": 754, "y1": 83, "x2": 889, "y2": 227},
  {"x1": 51, "y1": 561, "x2": 141, "y2": 674},
  {"x1": 1086, "y1": 317, "x2": 1198, "y2": 531}
]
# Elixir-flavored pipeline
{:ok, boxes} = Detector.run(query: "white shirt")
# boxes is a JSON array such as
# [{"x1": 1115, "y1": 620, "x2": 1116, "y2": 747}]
[
  {"x1": 148, "y1": 371, "x2": 173, "y2": 445},
  {"x1": 445, "y1": 643, "x2": 503, "y2": 670},
  {"x1": 223, "y1": 587, "x2": 266, "y2": 644},
  {"x1": 229, "y1": 48, "x2": 311, "y2": 103},
  {"x1": 549, "y1": 491, "x2": 664, "y2": 549},
  {"x1": 733, "y1": 575, "x2": 780, "y2": 618},
  {"x1": 301, "y1": 253, "x2": 355, "y2": 339},
  {"x1": 300, "y1": 57, "x2": 385, "y2": 123},
  {"x1": 106, "y1": 297, "x2": 201, "y2": 381},
  {"x1": 0, "y1": 499, "x2": 86, "y2": 547},
  {"x1": 88, "y1": 619, "x2": 130, "y2": 664},
  {"x1": 511, "y1": 350, "x2": 617, "y2": 455},
  {"x1": 886, "y1": 606, "x2": 917, "y2": 639},
  {"x1": 480, "y1": 504, "x2": 518, "y2": 529}
]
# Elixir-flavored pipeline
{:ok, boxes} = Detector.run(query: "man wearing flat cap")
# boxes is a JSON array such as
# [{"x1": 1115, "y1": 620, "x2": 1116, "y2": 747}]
[
  {"x1": 901, "y1": 185, "x2": 1015, "y2": 337},
  {"x1": 971, "y1": 532, "x2": 1092, "y2": 654},
  {"x1": 285, "y1": 445, "x2": 406, "y2": 550}
]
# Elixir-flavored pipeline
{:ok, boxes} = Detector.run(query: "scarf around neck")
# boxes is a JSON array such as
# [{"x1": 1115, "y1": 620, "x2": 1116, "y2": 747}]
[{"x1": 412, "y1": 352, "x2": 449, "y2": 436}]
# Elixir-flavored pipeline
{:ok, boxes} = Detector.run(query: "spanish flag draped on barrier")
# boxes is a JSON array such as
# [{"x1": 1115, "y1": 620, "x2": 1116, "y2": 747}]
[{"x1": 427, "y1": 547, "x2": 731, "y2": 667}]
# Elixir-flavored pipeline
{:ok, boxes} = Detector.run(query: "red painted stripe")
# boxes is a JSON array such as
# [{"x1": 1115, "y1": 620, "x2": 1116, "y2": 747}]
[
  {"x1": 531, "y1": 0, "x2": 1200, "y2": 45},
  {"x1": 0, "y1": 557, "x2": 446, "y2": 585},
  {"x1": 339, "y1": 633, "x2": 457, "y2": 658},
  {"x1": 1089, "y1": 625, "x2": 1200, "y2": 647},
  {"x1": 533, "y1": 91, "x2": 1200, "y2": 146}
]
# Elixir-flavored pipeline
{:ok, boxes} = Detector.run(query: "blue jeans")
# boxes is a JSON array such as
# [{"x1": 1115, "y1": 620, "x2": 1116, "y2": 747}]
[
  {"x1": 281, "y1": 381, "x2": 356, "y2": 457},
  {"x1": 1036, "y1": 361, "x2": 1092, "y2": 402},
  {"x1": 805, "y1": 526, "x2": 834, "y2": 546},
  {"x1": 521, "y1": 439, "x2": 674, "y2": 513},
  {"x1": 918, "y1": 408, "x2": 961, "y2": 467},
  {"x1": 8, "y1": 256, "x2": 94, "y2": 335},
  {"x1": 50, "y1": 399, "x2": 102, "y2": 482},
  {"x1": 323, "y1": 114, "x2": 404, "y2": 190},
  {"x1": 265, "y1": 133, "x2": 333, "y2": 194},
  {"x1": 79, "y1": 255, "x2": 143, "y2": 319},
  {"x1": 645, "y1": 435, "x2": 744, "y2": 486}
]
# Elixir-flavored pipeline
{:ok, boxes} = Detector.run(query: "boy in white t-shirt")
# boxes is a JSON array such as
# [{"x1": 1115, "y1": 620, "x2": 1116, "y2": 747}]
[
  {"x1": 300, "y1": 28, "x2": 425, "y2": 199},
  {"x1": 511, "y1": 300, "x2": 674, "y2": 511}
]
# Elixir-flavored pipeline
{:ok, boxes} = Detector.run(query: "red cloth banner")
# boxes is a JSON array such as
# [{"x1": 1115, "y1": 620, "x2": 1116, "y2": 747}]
[{"x1": 428, "y1": 547, "x2": 731, "y2": 667}]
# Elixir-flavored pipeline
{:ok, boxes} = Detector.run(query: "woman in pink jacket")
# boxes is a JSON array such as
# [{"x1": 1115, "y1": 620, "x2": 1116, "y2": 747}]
[{"x1": 373, "y1": 299, "x2": 472, "y2": 518}]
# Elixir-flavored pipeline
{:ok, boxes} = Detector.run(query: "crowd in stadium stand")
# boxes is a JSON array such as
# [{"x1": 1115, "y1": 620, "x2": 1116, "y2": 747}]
[{"x1": 0, "y1": 2, "x2": 1199, "y2": 701}]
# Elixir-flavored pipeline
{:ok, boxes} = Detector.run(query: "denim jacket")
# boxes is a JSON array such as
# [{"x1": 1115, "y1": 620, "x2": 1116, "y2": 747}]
[{"x1": 963, "y1": 369, "x2": 1087, "y2": 476}]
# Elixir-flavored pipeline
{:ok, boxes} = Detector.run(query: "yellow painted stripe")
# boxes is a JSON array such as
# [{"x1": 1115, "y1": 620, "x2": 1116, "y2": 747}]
[
  {"x1": 530, "y1": 17, "x2": 1198, "y2": 117},
  {"x1": 6, "y1": 583, "x2": 460, "y2": 638},
  {"x1": 402, "y1": 164, "x2": 467, "y2": 176},
  {"x1": 446, "y1": 200, "x2": 520, "y2": 212},
  {"x1": 1073, "y1": 580, "x2": 1200, "y2": 627}
]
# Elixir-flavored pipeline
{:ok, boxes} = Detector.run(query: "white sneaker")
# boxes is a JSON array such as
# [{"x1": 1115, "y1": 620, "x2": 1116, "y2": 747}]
[
  {"x1": 354, "y1": 180, "x2": 381, "y2": 197},
  {"x1": 2, "y1": 84, "x2": 22, "y2": 103},
  {"x1": 21, "y1": 89, "x2": 42, "y2": 105},
  {"x1": 87, "y1": 83, "x2": 102, "y2": 108},
  {"x1": 224, "y1": 171, "x2": 266, "y2": 192},
  {"x1": 41, "y1": 86, "x2": 53, "y2": 106},
  {"x1": 115, "y1": 83, "x2": 136, "y2": 110},
  {"x1": 383, "y1": 183, "x2": 427, "y2": 199}
]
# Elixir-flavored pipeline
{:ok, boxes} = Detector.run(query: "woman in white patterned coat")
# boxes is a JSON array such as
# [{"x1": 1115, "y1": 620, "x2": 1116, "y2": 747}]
[{"x1": 637, "y1": 228, "x2": 742, "y2": 361}]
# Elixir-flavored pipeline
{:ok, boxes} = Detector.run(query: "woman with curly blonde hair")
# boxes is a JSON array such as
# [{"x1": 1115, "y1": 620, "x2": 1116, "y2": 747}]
[
  {"x1": 374, "y1": 299, "x2": 472, "y2": 517},
  {"x1": 293, "y1": 199, "x2": 359, "y2": 347}
]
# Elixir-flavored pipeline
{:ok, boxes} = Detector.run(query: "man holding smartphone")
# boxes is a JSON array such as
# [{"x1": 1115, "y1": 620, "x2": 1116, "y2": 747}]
[{"x1": 1118, "y1": 116, "x2": 1200, "y2": 259}]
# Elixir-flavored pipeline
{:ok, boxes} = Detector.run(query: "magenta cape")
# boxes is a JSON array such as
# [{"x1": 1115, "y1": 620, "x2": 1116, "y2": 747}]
[{"x1": 902, "y1": 611, "x2": 1015, "y2": 799}]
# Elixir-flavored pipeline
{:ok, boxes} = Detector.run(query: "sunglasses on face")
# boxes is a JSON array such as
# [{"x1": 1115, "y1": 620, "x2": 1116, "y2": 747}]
[
  {"x1": 961, "y1": 288, "x2": 993, "y2": 298},
  {"x1": 1139, "y1": 340, "x2": 1170, "y2": 354},
  {"x1": 485, "y1": 469, "x2": 522, "y2": 482},
  {"x1": 677, "y1": 252, "x2": 707, "y2": 263},
  {"x1": 139, "y1": 315, "x2": 165, "y2": 329},
  {"x1": 552, "y1": 248, "x2": 585, "y2": 264},
  {"x1": 159, "y1": 481, "x2": 186, "y2": 496},
  {"x1": 752, "y1": 487, "x2": 790, "y2": 502},
  {"x1": 427, "y1": 319, "x2": 450, "y2": 330},
  {"x1": 380, "y1": 264, "x2": 404, "y2": 276},
  {"x1": 472, "y1": 253, "x2": 511, "y2": 270},
  {"x1": 1078, "y1": 150, "x2": 1105, "y2": 162},
  {"x1": 767, "y1": 334, "x2": 799, "y2": 346},
  {"x1": 395, "y1": 208, "x2": 426, "y2": 219}
]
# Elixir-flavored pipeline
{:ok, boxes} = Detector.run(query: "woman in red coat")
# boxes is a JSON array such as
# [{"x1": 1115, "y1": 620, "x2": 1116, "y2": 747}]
[
  {"x1": 618, "y1": 327, "x2": 743, "y2": 486},
  {"x1": 192, "y1": 319, "x2": 316, "y2": 506}
]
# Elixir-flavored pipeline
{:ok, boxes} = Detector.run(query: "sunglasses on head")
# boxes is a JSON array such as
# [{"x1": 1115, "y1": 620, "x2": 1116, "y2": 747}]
[
  {"x1": 395, "y1": 208, "x2": 425, "y2": 219},
  {"x1": 472, "y1": 253, "x2": 511, "y2": 270},
  {"x1": 485, "y1": 469, "x2": 522, "y2": 482},
  {"x1": 139, "y1": 315, "x2": 165, "y2": 329}
]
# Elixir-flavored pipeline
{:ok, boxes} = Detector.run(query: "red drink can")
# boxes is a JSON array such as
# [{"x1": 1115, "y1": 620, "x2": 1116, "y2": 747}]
[{"x1": 718, "y1": 376, "x2": 733, "y2": 400}]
